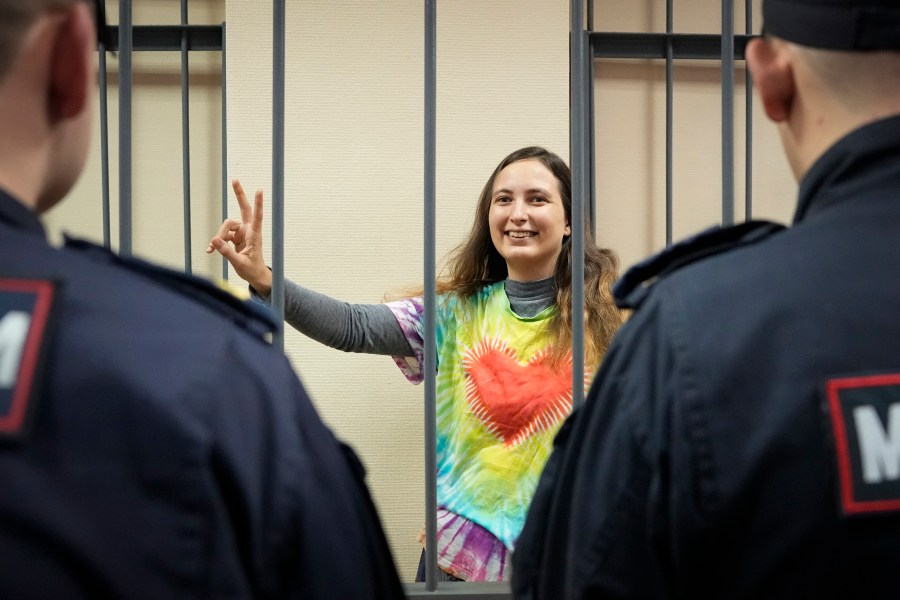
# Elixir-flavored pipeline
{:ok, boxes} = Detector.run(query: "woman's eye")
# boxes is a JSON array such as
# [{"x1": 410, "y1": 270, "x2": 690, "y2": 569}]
[
  {"x1": 530, "y1": 196, "x2": 548, "y2": 204},
  {"x1": 494, "y1": 196, "x2": 511, "y2": 204}
]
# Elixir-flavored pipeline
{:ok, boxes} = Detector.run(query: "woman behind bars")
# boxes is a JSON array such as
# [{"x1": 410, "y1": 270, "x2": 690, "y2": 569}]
[{"x1": 207, "y1": 146, "x2": 625, "y2": 582}]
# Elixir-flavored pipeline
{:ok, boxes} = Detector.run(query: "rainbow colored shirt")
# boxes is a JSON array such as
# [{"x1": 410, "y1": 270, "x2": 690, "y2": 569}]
[{"x1": 387, "y1": 281, "x2": 588, "y2": 553}]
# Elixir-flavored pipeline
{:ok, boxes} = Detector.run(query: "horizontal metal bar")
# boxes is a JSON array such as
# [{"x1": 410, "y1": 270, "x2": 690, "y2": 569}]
[
  {"x1": 102, "y1": 25, "x2": 222, "y2": 51},
  {"x1": 591, "y1": 32, "x2": 753, "y2": 60}
]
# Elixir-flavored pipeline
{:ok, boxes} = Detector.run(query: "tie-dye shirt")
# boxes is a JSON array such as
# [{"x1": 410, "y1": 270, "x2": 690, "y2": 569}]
[{"x1": 388, "y1": 281, "x2": 589, "y2": 565}]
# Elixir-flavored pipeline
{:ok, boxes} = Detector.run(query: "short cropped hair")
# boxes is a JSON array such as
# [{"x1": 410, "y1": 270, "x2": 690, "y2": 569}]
[
  {"x1": 0, "y1": 1, "x2": 84, "y2": 80},
  {"x1": 795, "y1": 44, "x2": 900, "y2": 111}
]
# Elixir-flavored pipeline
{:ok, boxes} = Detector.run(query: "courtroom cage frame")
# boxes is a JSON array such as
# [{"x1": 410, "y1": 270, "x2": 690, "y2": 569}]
[{"x1": 89, "y1": 1, "x2": 759, "y2": 596}]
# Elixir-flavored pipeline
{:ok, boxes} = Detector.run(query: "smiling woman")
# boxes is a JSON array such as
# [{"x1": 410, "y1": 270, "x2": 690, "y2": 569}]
[
  {"x1": 438, "y1": 147, "x2": 624, "y2": 367},
  {"x1": 207, "y1": 146, "x2": 626, "y2": 582},
  {"x1": 489, "y1": 158, "x2": 572, "y2": 282}
]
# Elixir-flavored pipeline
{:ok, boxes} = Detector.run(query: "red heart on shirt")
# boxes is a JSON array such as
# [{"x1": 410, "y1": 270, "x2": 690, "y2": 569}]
[{"x1": 463, "y1": 339, "x2": 573, "y2": 447}]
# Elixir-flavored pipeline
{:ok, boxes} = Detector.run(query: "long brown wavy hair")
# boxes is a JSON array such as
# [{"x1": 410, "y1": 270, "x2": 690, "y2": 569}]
[{"x1": 430, "y1": 146, "x2": 624, "y2": 366}]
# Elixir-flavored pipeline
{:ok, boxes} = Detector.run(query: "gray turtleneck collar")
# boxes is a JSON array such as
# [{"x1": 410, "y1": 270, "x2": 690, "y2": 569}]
[{"x1": 504, "y1": 277, "x2": 556, "y2": 318}]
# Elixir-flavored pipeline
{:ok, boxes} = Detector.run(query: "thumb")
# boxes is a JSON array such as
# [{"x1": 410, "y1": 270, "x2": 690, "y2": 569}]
[{"x1": 210, "y1": 237, "x2": 243, "y2": 265}]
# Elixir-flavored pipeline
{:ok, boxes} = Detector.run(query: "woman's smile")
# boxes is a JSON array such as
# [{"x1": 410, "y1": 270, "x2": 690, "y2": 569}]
[{"x1": 489, "y1": 159, "x2": 571, "y2": 281}]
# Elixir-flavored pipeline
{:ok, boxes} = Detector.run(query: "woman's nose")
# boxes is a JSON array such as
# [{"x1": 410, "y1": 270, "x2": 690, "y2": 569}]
[{"x1": 510, "y1": 199, "x2": 528, "y2": 221}]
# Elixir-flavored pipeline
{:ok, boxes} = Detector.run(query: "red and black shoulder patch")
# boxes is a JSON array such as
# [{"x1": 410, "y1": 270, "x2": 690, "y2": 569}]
[
  {"x1": 0, "y1": 277, "x2": 57, "y2": 442},
  {"x1": 826, "y1": 374, "x2": 900, "y2": 516}
]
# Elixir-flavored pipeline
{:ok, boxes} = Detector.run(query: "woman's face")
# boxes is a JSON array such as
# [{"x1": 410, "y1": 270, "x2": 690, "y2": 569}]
[{"x1": 488, "y1": 158, "x2": 570, "y2": 282}]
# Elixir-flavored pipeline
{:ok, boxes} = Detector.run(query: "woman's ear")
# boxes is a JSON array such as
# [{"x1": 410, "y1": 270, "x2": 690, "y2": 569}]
[
  {"x1": 48, "y1": 3, "x2": 93, "y2": 122},
  {"x1": 746, "y1": 37, "x2": 796, "y2": 123}
]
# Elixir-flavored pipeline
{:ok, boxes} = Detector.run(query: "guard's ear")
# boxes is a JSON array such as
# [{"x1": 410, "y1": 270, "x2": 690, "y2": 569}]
[
  {"x1": 746, "y1": 37, "x2": 796, "y2": 123},
  {"x1": 48, "y1": 3, "x2": 94, "y2": 122}
]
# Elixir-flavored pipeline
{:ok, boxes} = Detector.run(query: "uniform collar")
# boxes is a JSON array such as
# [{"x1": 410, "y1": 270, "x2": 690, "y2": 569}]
[
  {"x1": 794, "y1": 113, "x2": 900, "y2": 224},
  {"x1": 0, "y1": 187, "x2": 46, "y2": 237}
]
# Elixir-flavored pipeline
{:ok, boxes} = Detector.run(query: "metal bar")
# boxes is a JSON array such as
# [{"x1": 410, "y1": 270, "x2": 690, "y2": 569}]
[
  {"x1": 181, "y1": 0, "x2": 192, "y2": 274},
  {"x1": 745, "y1": 0, "x2": 753, "y2": 220},
  {"x1": 102, "y1": 25, "x2": 222, "y2": 51},
  {"x1": 587, "y1": 2, "x2": 596, "y2": 230},
  {"x1": 570, "y1": 0, "x2": 587, "y2": 408},
  {"x1": 221, "y1": 21, "x2": 229, "y2": 280},
  {"x1": 591, "y1": 32, "x2": 752, "y2": 59},
  {"x1": 423, "y1": 0, "x2": 438, "y2": 590},
  {"x1": 271, "y1": 0, "x2": 285, "y2": 350},
  {"x1": 98, "y1": 40, "x2": 111, "y2": 250},
  {"x1": 118, "y1": 0, "x2": 133, "y2": 257},
  {"x1": 665, "y1": 0, "x2": 674, "y2": 246},
  {"x1": 722, "y1": 0, "x2": 735, "y2": 225},
  {"x1": 588, "y1": 89, "x2": 596, "y2": 229}
]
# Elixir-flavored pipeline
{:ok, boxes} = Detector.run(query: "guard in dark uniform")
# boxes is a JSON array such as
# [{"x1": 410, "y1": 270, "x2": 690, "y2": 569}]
[
  {"x1": 0, "y1": 1, "x2": 403, "y2": 597},
  {"x1": 513, "y1": 0, "x2": 900, "y2": 598}
]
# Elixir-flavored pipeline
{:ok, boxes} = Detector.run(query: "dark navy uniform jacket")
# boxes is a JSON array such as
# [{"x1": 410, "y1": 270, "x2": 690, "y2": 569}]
[
  {"x1": 513, "y1": 114, "x2": 900, "y2": 599},
  {"x1": 0, "y1": 190, "x2": 404, "y2": 599}
]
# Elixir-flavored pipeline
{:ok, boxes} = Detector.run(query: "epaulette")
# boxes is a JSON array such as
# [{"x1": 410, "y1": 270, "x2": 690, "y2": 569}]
[
  {"x1": 613, "y1": 220, "x2": 785, "y2": 310},
  {"x1": 64, "y1": 236, "x2": 277, "y2": 339}
]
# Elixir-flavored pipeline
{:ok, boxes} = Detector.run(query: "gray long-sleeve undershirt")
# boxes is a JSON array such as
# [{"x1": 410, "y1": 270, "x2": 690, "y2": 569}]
[{"x1": 252, "y1": 276, "x2": 556, "y2": 357}]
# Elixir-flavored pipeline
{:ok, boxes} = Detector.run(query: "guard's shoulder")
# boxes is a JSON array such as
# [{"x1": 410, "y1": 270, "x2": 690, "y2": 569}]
[
  {"x1": 63, "y1": 236, "x2": 277, "y2": 339},
  {"x1": 614, "y1": 220, "x2": 785, "y2": 310}
]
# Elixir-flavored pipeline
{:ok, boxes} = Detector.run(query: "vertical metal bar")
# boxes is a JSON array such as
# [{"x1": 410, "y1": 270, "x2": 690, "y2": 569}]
[
  {"x1": 587, "y1": 0, "x2": 596, "y2": 230},
  {"x1": 221, "y1": 22, "x2": 229, "y2": 280},
  {"x1": 181, "y1": 0, "x2": 192, "y2": 274},
  {"x1": 118, "y1": 0, "x2": 133, "y2": 257},
  {"x1": 98, "y1": 39, "x2": 111, "y2": 250},
  {"x1": 745, "y1": 0, "x2": 753, "y2": 221},
  {"x1": 272, "y1": 0, "x2": 286, "y2": 350},
  {"x1": 570, "y1": 0, "x2": 587, "y2": 408},
  {"x1": 721, "y1": 0, "x2": 735, "y2": 226},
  {"x1": 665, "y1": 0, "x2": 674, "y2": 246},
  {"x1": 423, "y1": 0, "x2": 438, "y2": 590}
]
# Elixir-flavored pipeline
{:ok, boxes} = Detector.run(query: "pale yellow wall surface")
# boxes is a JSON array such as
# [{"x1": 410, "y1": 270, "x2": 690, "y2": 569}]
[
  {"x1": 41, "y1": 0, "x2": 798, "y2": 584},
  {"x1": 592, "y1": 0, "x2": 796, "y2": 269},
  {"x1": 44, "y1": 0, "x2": 226, "y2": 276}
]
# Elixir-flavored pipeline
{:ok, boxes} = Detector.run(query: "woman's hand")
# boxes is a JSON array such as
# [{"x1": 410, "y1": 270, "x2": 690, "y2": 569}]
[{"x1": 207, "y1": 179, "x2": 273, "y2": 296}]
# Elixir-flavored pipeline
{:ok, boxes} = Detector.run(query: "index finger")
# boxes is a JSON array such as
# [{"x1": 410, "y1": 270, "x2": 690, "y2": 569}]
[
  {"x1": 212, "y1": 218, "x2": 242, "y2": 243},
  {"x1": 232, "y1": 179, "x2": 253, "y2": 225}
]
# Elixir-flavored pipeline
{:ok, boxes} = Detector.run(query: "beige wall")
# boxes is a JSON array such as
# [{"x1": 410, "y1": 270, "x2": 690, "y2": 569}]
[
  {"x1": 47, "y1": 0, "x2": 226, "y2": 273},
  {"x1": 592, "y1": 0, "x2": 795, "y2": 268},
  {"x1": 43, "y1": 0, "x2": 796, "y2": 583}
]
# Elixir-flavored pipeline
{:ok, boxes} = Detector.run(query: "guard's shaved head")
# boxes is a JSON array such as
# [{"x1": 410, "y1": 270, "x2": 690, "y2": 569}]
[{"x1": 0, "y1": 1, "x2": 86, "y2": 80}]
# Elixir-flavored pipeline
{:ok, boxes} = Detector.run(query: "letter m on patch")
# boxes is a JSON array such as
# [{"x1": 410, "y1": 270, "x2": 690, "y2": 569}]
[
  {"x1": 0, "y1": 277, "x2": 57, "y2": 442},
  {"x1": 826, "y1": 374, "x2": 900, "y2": 515}
]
